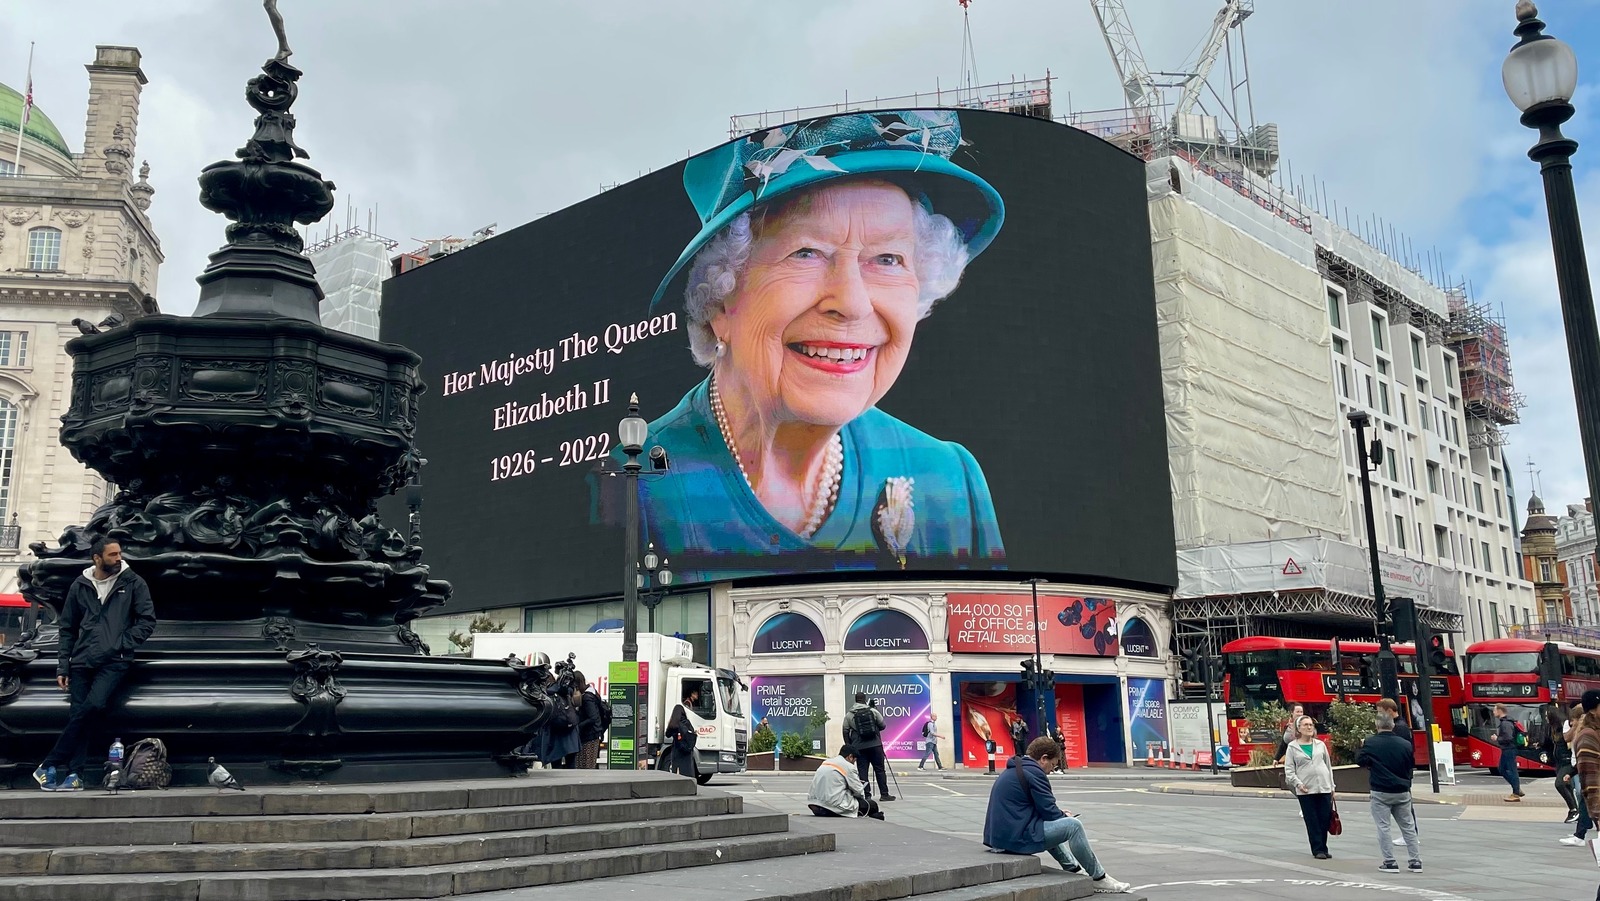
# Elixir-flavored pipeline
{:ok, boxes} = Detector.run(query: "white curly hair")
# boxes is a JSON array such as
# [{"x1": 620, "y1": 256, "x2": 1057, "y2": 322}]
[{"x1": 682, "y1": 184, "x2": 972, "y2": 368}]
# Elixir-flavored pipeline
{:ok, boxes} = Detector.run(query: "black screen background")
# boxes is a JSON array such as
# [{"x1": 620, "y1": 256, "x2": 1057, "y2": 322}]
[{"x1": 379, "y1": 111, "x2": 1177, "y2": 605}]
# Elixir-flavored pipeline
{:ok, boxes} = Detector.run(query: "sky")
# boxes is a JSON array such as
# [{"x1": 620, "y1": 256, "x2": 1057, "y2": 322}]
[{"x1": 7, "y1": 0, "x2": 1600, "y2": 513}]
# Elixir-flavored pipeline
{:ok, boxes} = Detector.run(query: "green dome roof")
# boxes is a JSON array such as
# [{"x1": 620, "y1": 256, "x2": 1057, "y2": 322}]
[{"x1": 0, "y1": 81, "x2": 72, "y2": 159}]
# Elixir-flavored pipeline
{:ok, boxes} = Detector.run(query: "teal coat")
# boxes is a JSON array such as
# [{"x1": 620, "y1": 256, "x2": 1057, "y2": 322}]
[{"x1": 633, "y1": 378, "x2": 1005, "y2": 584}]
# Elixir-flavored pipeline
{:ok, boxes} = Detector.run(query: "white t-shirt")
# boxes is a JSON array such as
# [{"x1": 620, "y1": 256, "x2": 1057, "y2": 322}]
[{"x1": 91, "y1": 570, "x2": 119, "y2": 605}]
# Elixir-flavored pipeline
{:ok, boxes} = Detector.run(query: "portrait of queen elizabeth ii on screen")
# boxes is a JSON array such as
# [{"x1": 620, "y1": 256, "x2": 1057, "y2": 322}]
[{"x1": 623, "y1": 109, "x2": 1007, "y2": 584}]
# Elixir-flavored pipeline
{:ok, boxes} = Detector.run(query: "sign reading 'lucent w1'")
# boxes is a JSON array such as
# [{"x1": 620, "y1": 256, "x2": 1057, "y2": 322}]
[{"x1": 945, "y1": 594, "x2": 1118, "y2": 657}]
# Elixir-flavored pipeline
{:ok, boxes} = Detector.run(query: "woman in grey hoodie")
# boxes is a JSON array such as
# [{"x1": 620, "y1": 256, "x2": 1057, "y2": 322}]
[{"x1": 1283, "y1": 715, "x2": 1336, "y2": 859}]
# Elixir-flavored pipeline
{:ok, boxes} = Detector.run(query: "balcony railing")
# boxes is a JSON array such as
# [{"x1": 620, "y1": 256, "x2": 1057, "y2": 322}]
[{"x1": 0, "y1": 515, "x2": 19, "y2": 551}]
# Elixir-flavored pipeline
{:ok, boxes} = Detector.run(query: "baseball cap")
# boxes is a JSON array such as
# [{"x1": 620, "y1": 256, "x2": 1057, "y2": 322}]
[{"x1": 1582, "y1": 689, "x2": 1600, "y2": 713}]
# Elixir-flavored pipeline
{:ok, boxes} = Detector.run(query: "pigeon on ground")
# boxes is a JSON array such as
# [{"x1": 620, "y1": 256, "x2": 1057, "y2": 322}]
[
  {"x1": 96, "y1": 313, "x2": 125, "y2": 330},
  {"x1": 207, "y1": 757, "x2": 244, "y2": 791}
]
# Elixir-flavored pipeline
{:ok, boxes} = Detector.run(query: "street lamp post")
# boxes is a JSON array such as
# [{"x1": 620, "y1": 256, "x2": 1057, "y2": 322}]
[
  {"x1": 1027, "y1": 578, "x2": 1048, "y2": 740},
  {"x1": 1349, "y1": 410, "x2": 1401, "y2": 701},
  {"x1": 1504, "y1": 2, "x2": 1600, "y2": 516},
  {"x1": 618, "y1": 395, "x2": 648, "y2": 663},
  {"x1": 637, "y1": 542, "x2": 675, "y2": 634}
]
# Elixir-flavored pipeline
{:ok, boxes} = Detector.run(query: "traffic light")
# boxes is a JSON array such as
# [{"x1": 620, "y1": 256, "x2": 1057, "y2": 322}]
[
  {"x1": 1020, "y1": 658, "x2": 1037, "y2": 685},
  {"x1": 1390, "y1": 596, "x2": 1418, "y2": 644},
  {"x1": 1426, "y1": 631, "x2": 1449, "y2": 671},
  {"x1": 1358, "y1": 657, "x2": 1376, "y2": 691}
]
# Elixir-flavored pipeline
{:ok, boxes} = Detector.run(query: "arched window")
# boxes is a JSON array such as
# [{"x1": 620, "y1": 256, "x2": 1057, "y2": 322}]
[
  {"x1": 26, "y1": 227, "x2": 61, "y2": 271},
  {"x1": 128, "y1": 247, "x2": 140, "y2": 281},
  {"x1": 0, "y1": 398, "x2": 18, "y2": 523}
]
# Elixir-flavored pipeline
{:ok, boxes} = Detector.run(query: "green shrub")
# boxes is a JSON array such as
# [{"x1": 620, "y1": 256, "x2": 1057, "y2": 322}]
[
  {"x1": 1326, "y1": 700, "x2": 1377, "y2": 764},
  {"x1": 779, "y1": 732, "x2": 813, "y2": 760},
  {"x1": 1248, "y1": 748, "x2": 1277, "y2": 768},
  {"x1": 749, "y1": 723, "x2": 777, "y2": 755},
  {"x1": 1244, "y1": 700, "x2": 1291, "y2": 737}
]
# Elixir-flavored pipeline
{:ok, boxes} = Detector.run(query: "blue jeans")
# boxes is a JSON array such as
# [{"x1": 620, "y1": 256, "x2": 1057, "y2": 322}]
[
  {"x1": 919, "y1": 738, "x2": 942, "y2": 768},
  {"x1": 1576, "y1": 773, "x2": 1592, "y2": 839},
  {"x1": 1041, "y1": 816, "x2": 1104, "y2": 880},
  {"x1": 1498, "y1": 749, "x2": 1522, "y2": 795}
]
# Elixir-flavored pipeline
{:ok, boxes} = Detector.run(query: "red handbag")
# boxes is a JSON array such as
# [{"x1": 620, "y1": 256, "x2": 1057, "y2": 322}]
[{"x1": 1328, "y1": 796, "x2": 1343, "y2": 836}]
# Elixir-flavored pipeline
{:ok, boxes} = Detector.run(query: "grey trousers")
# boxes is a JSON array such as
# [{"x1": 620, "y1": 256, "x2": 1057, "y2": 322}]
[{"x1": 1369, "y1": 790, "x2": 1420, "y2": 863}]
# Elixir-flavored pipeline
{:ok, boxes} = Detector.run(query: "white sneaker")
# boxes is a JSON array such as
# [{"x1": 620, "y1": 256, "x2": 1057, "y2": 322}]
[
  {"x1": 1093, "y1": 876, "x2": 1132, "y2": 894},
  {"x1": 1392, "y1": 838, "x2": 1406, "y2": 846},
  {"x1": 1560, "y1": 835, "x2": 1587, "y2": 846}
]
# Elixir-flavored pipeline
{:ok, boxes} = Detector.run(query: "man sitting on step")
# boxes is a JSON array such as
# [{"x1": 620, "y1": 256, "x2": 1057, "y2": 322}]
[
  {"x1": 983, "y1": 737, "x2": 1132, "y2": 894},
  {"x1": 807, "y1": 744, "x2": 885, "y2": 820}
]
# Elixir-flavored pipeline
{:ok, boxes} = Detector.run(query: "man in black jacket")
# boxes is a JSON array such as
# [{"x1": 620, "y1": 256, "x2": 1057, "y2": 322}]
[
  {"x1": 33, "y1": 539, "x2": 157, "y2": 792},
  {"x1": 1355, "y1": 711, "x2": 1421, "y2": 872}
]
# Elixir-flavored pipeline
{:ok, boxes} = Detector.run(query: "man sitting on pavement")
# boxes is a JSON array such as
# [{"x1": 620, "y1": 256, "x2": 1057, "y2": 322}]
[
  {"x1": 807, "y1": 744, "x2": 884, "y2": 820},
  {"x1": 982, "y1": 737, "x2": 1131, "y2": 894}
]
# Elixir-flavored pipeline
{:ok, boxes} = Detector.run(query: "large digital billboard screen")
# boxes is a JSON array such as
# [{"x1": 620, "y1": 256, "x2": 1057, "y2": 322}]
[{"x1": 381, "y1": 109, "x2": 1175, "y2": 605}]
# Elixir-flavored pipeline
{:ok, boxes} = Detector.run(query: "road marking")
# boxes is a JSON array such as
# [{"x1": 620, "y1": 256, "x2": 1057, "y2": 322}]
[
  {"x1": 1130, "y1": 878, "x2": 1478, "y2": 900},
  {"x1": 926, "y1": 783, "x2": 967, "y2": 796}
]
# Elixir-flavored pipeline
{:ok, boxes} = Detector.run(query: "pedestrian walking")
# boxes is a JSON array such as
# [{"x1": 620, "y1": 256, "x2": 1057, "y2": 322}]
[
  {"x1": 1572, "y1": 690, "x2": 1600, "y2": 901},
  {"x1": 982, "y1": 737, "x2": 1131, "y2": 893},
  {"x1": 663, "y1": 687, "x2": 701, "y2": 777},
  {"x1": 1493, "y1": 703, "x2": 1526, "y2": 801},
  {"x1": 34, "y1": 539, "x2": 157, "y2": 793},
  {"x1": 1283, "y1": 715, "x2": 1336, "y2": 860},
  {"x1": 572, "y1": 671, "x2": 604, "y2": 769},
  {"x1": 918, "y1": 713, "x2": 944, "y2": 770},
  {"x1": 1555, "y1": 703, "x2": 1581, "y2": 824},
  {"x1": 807, "y1": 744, "x2": 884, "y2": 820},
  {"x1": 1562, "y1": 696, "x2": 1600, "y2": 848},
  {"x1": 1009, "y1": 716, "x2": 1028, "y2": 757},
  {"x1": 845, "y1": 693, "x2": 893, "y2": 801},
  {"x1": 1355, "y1": 710, "x2": 1421, "y2": 872}
]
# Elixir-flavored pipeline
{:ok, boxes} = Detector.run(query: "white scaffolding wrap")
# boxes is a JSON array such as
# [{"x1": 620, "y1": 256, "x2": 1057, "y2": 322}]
[
  {"x1": 311, "y1": 236, "x2": 390, "y2": 340},
  {"x1": 1148, "y1": 163, "x2": 1346, "y2": 552},
  {"x1": 1176, "y1": 537, "x2": 1464, "y2": 618}
]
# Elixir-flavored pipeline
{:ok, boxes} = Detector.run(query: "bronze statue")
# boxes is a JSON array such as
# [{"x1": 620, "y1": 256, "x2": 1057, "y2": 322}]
[{"x1": 264, "y1": 0, "x2": 292, "y2": 61}]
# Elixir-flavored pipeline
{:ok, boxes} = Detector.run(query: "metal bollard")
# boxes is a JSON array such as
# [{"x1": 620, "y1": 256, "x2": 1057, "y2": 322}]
[{"x1": 986, "y1": 739, "x2": 997, "y2": 774}]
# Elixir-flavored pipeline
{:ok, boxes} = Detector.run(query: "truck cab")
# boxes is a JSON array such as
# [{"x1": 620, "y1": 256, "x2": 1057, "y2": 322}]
[{"x1": 664, "y1": 666, "x2": 748, "y2": 779}]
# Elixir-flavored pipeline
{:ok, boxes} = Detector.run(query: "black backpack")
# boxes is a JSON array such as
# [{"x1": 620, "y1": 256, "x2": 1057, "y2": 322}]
[
  {"x1": 550, "y1": 690, "x2": 579, "y2": 731},
  {"x1": 122, "y1": 738, "x2": 172, "y2": 790},
  {"x1": 852, "y1": 706, "x2": 880, "y2": 740},
  {"x1": 589, "y1": 688, "x2": 614, "y2": 733},
  {"x1": 921, "y1": 720, "x2": 933, "y2": 738}
]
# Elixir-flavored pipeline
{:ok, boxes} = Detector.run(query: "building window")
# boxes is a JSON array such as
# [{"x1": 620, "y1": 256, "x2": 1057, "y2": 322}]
[
  {"x1": 1435, "y1": 526, "x2": 1450, "y2": 559},
  {"x1": 1337, "y1": 362, "x2": 1350, "y2": 398},
  {"x1": 1416, "y1": 520, "x2": 1425, "y2": 550},
  {"x1": 1328, "y1": 289, "x2": 1343, "y2": 329},
  {"x1": 1490, "y1": 602, "x2": 1502, "y2": 637},
  {"x1": 0, "y1": 331, "x2": 27, "y2": 368},
  {"x1": 1379, "y1": 382, "x2": 1391, "y2": 415},
  {"x1": 1332, "y1": 336, "x2": 1346, "y2": 356},
  {"x1": 1378, "y1": 359, "x2": 1390, "y2": 376},
  {"x1": 0, "y1": 399, "x2": 16, "y2": 523},
  {"x1": 1371, "y1": 314, "x2": 1387, "y2": 351},
  {"x1": 27, "y1": 227, "x2": 62, "y2": 271},
  {"x1": 129, "y1": 247, "x2": 140, "y2": 281},
  {"x1": 1444, "y1": 359, "x2": 1456, "y2": 388},
  {"x1": 1473, "y1": 483, "x2": 1484, "y2": 512},
  {"x1": 1385, "y1": 447, "x2": 1398, "y2": 482},
  {"x1": 1542, "y1": 560, "x2": 1555, "y2": 582},
  {"x1": 1411, "y1": 335, "x2": 1424, "y2": 369},
  {"x1": 1482, "y1": 541, "x2": 1493, "y2": 573},
  {"x1": 1395, "y1": 514, "x2": 1407, "y2": 550},
  {"x1": 1419, "y1": 399, "x2": 1429, "y2": 431},
  {"x1": 0, "y1": 160, "x2": 16, "y2": 176},
  {"x1": 1494, "y1": 488, "x2": 1503, "y2": 517},
  {"x1": 1427, "y1": 462, "x2": 1439, "y2": 493},
  {"x1": 1503, "y1": 546, "x2": 1512, "y2": 575},
  {"x1": 1365, "y1": 375, "x2": 1374, "y2": 405}
]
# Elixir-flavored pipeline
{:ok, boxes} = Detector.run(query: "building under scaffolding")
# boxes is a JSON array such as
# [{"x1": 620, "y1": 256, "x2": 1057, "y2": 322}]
[
  {"x1": 308, "y1": 228, "x2": 398, "y2": 340},
  {"x1": 1444, "y1": 290, "x2": 1524, "y2": 448}
]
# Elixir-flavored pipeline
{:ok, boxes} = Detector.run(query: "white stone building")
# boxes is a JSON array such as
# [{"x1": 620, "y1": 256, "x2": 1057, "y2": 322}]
[
  {"x1": 0, "y1": 45, "x2": 163, "y2": 592},
  {"x1": 1558, "y1": 501, "x2": 1598, "y2": 629}
]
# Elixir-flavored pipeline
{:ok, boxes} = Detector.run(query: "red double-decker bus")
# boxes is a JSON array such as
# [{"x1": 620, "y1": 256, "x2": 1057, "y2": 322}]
[
  {"x1": 1222, "y1": 636, "x2": 1466, "y2": 766},
  {"x1": 0, "y1": 594, "x2": 30, "y2": 646},
  {"x1": 1460, "y1": 638, "x2": 1600, "y2": 773}
]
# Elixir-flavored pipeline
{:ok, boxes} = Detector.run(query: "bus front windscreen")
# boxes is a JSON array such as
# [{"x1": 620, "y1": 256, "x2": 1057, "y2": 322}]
[
  {"x1": 1226, "y1": 651, "x2": 1283, "y2": 706},
  {"x1": 1467, "y1": 652, "x2": 1538, "y2": 674}
]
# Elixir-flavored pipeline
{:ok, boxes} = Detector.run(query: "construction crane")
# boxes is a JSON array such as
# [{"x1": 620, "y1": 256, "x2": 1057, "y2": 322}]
[
  {"x1": 1173, "y1": 0, "x2": 1254, "y2": 120},
  {"x1": 1089, "y1": 0, "x2": 1162, "y2": 129}
]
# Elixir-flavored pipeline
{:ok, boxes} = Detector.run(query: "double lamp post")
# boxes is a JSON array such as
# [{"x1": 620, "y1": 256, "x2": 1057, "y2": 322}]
[{"x1": 616, "y1": 395, "x2": 672, "y2": 663}]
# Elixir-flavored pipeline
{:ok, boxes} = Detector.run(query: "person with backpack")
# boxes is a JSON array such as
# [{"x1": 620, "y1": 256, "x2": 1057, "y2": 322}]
[
  {"x1": 34, "y1": 538, "x2": 157, "y2": 793},
  {"x1": 571, "y1": 670, "x2": 609, "y2": 769},
  {"x1": 663, "y1": 687, "x2": 701, "y2": 777},
  {"x1": 844, "y1": 692, "x2": 893, "y2": 801},
  {"x1": 918, "y1": 713, "x2": 944, "y2": 770},
  {"x1": 1493, "y1": 703, "x2": 1526, "y2": 801},
  {"x1": 541, "y1": 669, "x2": 582, "y2": 769}
]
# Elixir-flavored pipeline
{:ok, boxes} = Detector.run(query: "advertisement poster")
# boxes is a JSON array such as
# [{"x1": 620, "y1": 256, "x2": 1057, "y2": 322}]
[
  {"x1": 1168, "y1": 701, "x2": 1224, "y2": 760},
  {"x1": 843, "y1": 610, "x2": 929, "y2": 652},
  {"x1": 1054, "y1": 684, "x2": 1089, "y2": 769},
  {"x1": 844, "y1": 674, "x2": 932, "y2": 759},
  {"x1": 607, "y1": 661, "x2": 639, "y2": 770},
  {"x1": 958, "y1": 681, "x2": 1023, "y2": 769},
  {"x1": 945, "y1": 594, "x2": 1118, "y2": 657},
  {"x1": 751, "y1": 612, "x2": 825, "y2": 655},
  {"x1": 750, "y1": 674, "x2": 827, "y2": 752},
  {"x1": 1120, "y1": 617, "x2": 1157, "y2": 657},
  {"x1": 1127, "y1": 677, "x2": 1169, "y2": 761}
]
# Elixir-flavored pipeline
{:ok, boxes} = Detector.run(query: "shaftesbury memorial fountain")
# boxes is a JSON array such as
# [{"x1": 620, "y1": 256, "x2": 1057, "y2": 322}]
[{"x1": 0, "y1": 4, "x2": 549, "y2": 784}]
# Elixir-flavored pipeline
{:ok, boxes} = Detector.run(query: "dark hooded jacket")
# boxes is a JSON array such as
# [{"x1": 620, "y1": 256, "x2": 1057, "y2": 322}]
[
  {"x1": 983, "y1": 754, "x2": 1064, "y2": 854},
  {"x1": 56, "y1": 564, "x2": 157, "y2": 675}
]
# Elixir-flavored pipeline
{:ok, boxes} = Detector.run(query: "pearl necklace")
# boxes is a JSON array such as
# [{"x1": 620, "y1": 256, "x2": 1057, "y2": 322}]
[{"x1": 710, "y1": 377, "x2": 842, "y2": 539}]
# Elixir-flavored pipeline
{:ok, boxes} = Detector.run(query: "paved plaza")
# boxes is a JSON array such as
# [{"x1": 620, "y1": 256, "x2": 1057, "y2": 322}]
[{"x1": 717, "y1": 767, "x2": 1600, "y2": 901}]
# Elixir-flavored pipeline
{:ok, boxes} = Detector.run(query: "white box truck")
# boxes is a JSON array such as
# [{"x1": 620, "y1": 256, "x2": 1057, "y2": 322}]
[{"x1": 472, "y1": 631, "x2": 748, "y2": 782}]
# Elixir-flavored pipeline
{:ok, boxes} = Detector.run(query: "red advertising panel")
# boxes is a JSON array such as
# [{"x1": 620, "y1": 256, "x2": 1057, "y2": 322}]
[
  {"x1": 1054, "y1": 684, "x2": 1089, "y2": 769},
  {"x1": 946, "y1": 594, "x2": 1118, "y2": 657},
  {"x1": 958, "y1": 681, "x2": 1024, "y2": 769}
]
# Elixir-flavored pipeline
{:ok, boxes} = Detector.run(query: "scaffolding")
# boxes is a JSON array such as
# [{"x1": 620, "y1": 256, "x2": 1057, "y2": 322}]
[
  {"x1": 728, "y1": 75, "x2": 1054, "y2": 139},
  {"x1": 1444, "y1": 288, "x2": 1523, "y2": 446},
  {"x1": 309, "y1": 228, "x2": 397, "y2": 341}
]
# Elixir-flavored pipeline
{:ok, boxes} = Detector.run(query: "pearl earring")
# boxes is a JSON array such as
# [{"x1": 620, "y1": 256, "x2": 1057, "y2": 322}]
[{"x1": 715, "y1": 339, "x2": 726, "y2": 359}]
